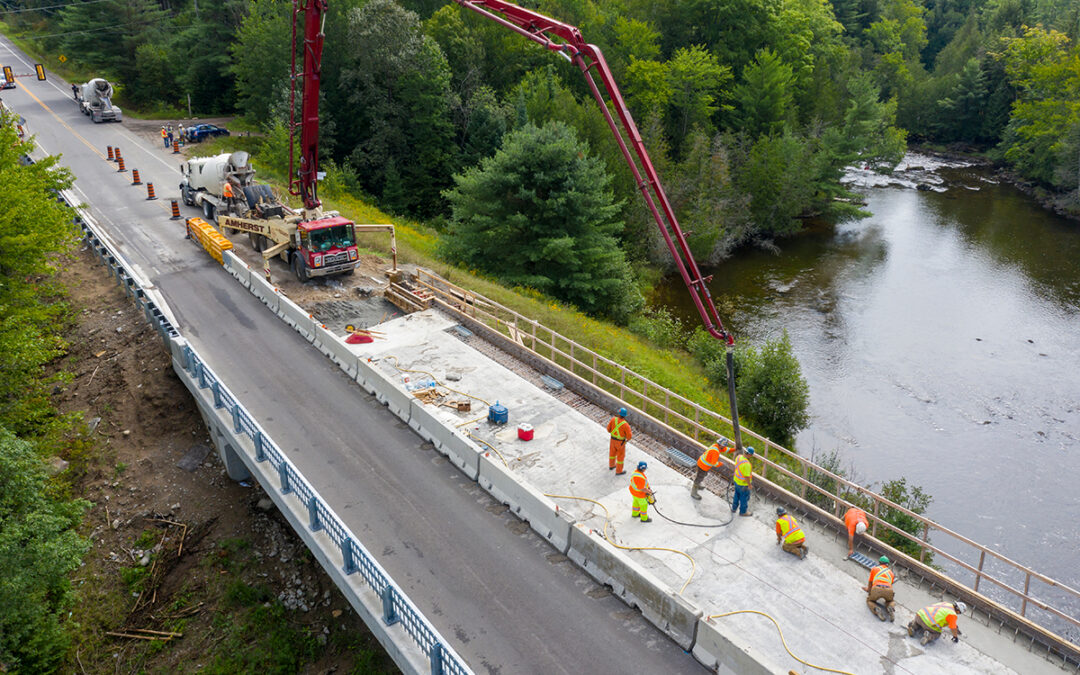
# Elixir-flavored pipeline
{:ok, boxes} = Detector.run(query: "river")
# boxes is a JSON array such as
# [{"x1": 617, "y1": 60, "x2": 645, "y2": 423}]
[{"x1": 650, "y1": 154, "x2": 1080, "y2": 626}]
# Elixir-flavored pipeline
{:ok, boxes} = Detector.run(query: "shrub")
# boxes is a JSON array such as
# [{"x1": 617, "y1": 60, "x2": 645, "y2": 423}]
[{"x1": 735, "y1": 331, "x2": 810, "y2": 445}]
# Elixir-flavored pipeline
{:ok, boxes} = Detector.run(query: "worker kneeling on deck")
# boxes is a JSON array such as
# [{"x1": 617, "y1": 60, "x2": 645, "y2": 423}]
[
  {"x1": 629, "y1": 462, "x2": 654, "y2": 523},
  {"x1": 845, "y1": 506, "x2": 868, "y2": 556},
  {"x1": 863, "y1": 556, "x2": 896, "y2": 622},
  {"x1": 775, "y1": 508, "x2": 807, "y2": 559},
  {"x1": 908, "y1": 601, "x2": 966, "y2": 645},
  {"x1": 690, "y1": 436, "x2": 734, "y2": 500}
]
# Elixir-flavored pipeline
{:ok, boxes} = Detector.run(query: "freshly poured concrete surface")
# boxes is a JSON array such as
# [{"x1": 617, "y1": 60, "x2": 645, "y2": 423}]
[{"x1": 360, "y1": 310, "x2": 1061, "y2": 674}]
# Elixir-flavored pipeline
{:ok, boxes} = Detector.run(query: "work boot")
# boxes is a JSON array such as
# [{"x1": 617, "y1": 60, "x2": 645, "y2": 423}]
[
  {"x1": 874, "y1": 605, "x2": 888, "y2": 622},
  {"x1": 739, "y1": 511, "x2": 753, "y2": 517},
  {"x1": 887, "y1": 606, "x2": 896, "y2": 623},
  {"x1": 920, "y1": 632, "x2": 932, "y2": 646},
  {"x1": 690, "y1": 484, "x2": 702, "y2": 500},
  {"x1": 615, "y1": 470, "x2": 626, "y2": 475},
  {"x1": 907, "y1": 622, "x2": 916, "y2": 638},
  {"x1": 798, "y1": 546, "x2": 806, "y2": 560},
  {"x1": 640, "y1": 517, "x2": 651, "y2": 523}
]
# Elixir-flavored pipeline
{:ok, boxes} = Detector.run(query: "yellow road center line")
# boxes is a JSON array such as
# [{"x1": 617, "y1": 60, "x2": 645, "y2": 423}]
[{"x1": 17, "y1": 80, "x2": 106, "y2": 160}]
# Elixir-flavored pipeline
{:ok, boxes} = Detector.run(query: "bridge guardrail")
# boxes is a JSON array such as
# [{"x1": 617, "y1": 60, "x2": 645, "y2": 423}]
[
  {"x1": 413, "y1": 268, "x2": 1080, "y2": 667},
  {"x1": 64, "y1": 186, "x2": 472, "y2": 675}
]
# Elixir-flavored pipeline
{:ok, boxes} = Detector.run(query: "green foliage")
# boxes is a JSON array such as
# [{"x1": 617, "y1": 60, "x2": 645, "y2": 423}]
[
  {"x1": 231, "y1": 0, "x2": 292, "y2": 122},
  {"x1": 343, "y1": 0, "x2": 457, "y2": 216},
  {"x1": 735, "y1": 49, "x2": 796, "y2": 136},
  {"x1": 999, "y1": 27, "x2": 1080, "y2": 188},
  {"x1": 734, "y1": 331, "x2": 810, "y2": 444},
  {"x1": 878, "y1": 477, "x2": 934, "y2": 561},
  {"x1": 628, "y1": 307, "x2": 687, "y2": 349},
  {"x1": 204, "y1": 601, "x2": 321, "y2": 674},
  {"x1": 442, "y1": 121, "x2": 642, "y2": 322},
  {"x1": 0, "y1": 429, "x2": 91, "y2": 673},
  {"x1": 666, "y1": 45, "x2": 733, "y2": 139}
]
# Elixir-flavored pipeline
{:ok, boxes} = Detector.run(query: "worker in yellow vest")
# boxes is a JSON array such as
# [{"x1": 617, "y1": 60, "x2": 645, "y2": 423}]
[
  {"x1": 908, "y1": 601, "x2": 966, "y2": 645},
  {"x1": 730, "y1": 446, "x2": 755, "y2": 516},
  {"x1": 629, "y1": 461, "x2": 653, "y2": 523},
  {"x1": 863, "y1": 556, "x2": 896, "y2": 622},
  {"x1": 775, "y1": 507, "x2": 808, "y2": 559},
  {"x1": 690, "y1": 436, "x2": 735, "y2": 500},
  {"x1": 607, "y1": 407, "x2": 632, "y2": 475}
]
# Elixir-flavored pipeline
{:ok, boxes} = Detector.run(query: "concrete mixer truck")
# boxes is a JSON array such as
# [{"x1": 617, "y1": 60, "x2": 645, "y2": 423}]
[
  {"x1": 180, "y1": 151, "x2": 394, "y2": 281},
  {"x1": 74, "y1": 78, "x2": 121, "y2": 123}
]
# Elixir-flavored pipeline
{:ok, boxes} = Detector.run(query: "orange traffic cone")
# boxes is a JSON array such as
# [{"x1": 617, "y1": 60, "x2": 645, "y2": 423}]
[
  {"x1": 170, "y1": 200, "x2": 181, "y2": 220},
  {"x1": 131, "y1": 169, "x2": 142, "y2": 185},
  {"x1": 146, "y1": 183, "x2": 157, "y2": 200}
]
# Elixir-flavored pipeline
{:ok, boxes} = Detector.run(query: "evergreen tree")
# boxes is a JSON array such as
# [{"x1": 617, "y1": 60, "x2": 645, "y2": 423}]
[
  {"x1": 442, "y1": 122, "x2": 642, "y2": 321},
  {"x1": 735, "y1": 48, "x2": 796, "y2": 137}
]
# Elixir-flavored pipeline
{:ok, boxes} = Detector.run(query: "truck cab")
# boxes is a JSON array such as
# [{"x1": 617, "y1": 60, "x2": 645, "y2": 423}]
[{"x1": 291, "y1": 216, "x2": 360, "y2": 280}]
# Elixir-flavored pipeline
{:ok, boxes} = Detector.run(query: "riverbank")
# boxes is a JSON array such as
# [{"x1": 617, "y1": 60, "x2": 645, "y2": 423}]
[{"x1": 911, "y1": 143, "x2": 1080, "y2": 222}]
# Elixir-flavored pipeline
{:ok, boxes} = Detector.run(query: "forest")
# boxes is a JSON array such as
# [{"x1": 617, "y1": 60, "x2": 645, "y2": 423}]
[{"x1": 4, "y1": 0, "x2": 1080, "y2": 315}]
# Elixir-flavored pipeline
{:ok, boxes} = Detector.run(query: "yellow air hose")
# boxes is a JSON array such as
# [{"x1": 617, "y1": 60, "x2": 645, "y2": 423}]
[
  {"x1": 543, "y1": 493, "x2": 697, "y2": 594},
  {"x1": 708, "y1": 610, "x2": 857, "y2": 675}
]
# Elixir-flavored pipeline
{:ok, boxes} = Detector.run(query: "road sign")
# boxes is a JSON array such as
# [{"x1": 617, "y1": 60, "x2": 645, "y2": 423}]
[{"x1": 58, "y1": 55, "x2": 67, "y2": 63}]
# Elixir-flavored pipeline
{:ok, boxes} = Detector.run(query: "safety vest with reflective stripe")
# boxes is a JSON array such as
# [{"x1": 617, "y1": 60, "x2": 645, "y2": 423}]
[
  {"x1": 777, "y1": 515, "x2": 804, "y2": 544},
  {"x1": 629, "y1": 470, "x2": 649, "y2": 498},
  {"x1": 608, "y1": 417, "x2": 629, "y2": 442},
  {"x1": 916, "y1": 603, "x2": 956, "y2": 632},
  {"x1": 869, "y1": 564, "x2": 895, "y2": 588},
  {"x1": 733, "y1": 455, "x2": 753, "y2": 486},
  {"x1": 697, "y1": 443, "x2": 724, "y2": 472}
]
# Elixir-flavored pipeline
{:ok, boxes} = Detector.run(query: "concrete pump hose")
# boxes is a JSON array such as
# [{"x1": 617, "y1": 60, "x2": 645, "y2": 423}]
[
  {"x1": 544, "y1": 493, "x2": 697, "y2": 594},
  {"x1": 708, "y1": 610, "x2": 856, "y2": 675}
]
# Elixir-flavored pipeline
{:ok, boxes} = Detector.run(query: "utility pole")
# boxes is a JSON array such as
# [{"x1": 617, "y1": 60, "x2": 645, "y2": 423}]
[{"x1": 187, "y1": 93, "x2": 192, "y2": 120}]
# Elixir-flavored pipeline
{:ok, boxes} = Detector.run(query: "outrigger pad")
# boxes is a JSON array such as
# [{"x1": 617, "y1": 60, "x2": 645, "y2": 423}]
[{"x1": 848, "y1": 551, "x2": 876, "y2": 569}]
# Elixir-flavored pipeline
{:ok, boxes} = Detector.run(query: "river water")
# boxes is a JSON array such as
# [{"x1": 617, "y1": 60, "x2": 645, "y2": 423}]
[{"x1": 651, "y1": 155, "x2": 1080, "y2": 623}]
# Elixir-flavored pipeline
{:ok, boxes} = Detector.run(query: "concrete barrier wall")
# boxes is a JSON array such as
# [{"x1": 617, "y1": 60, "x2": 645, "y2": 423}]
[
  {"x1": 692, "y1": 617, "x2": 781, "y2": 675},
  {"x1": 223, "y1": 251, "x2": 252, "y2": 289},
  {"x1": 567, "y1": 524, "x2": 701, "y2": 650},
  {"x1": 477, "y1": 454, "x2": 571, "y2": 553},
  {"x1": 372, "y1": 372, "x2": 413, "y2": 423}
]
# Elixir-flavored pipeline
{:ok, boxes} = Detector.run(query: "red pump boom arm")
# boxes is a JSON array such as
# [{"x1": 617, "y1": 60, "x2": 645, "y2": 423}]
[
  {"x1": 290, "y1": 0, "x2": 327, "y2": 212},
  {"x1": 452, "y1": 0, "x2": 732, "y2": 346}
]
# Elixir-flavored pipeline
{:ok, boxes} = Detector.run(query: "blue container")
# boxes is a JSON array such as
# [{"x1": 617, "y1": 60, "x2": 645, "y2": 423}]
[{"x1": 488, "y1": 401, "x2": 508, "y2": 425}]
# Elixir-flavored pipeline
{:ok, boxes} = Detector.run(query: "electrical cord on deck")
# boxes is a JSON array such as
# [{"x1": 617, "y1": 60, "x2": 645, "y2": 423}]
[
  {"x1": 708, "y1": 610, "x2": 857, "y2": 675},
  {"x1": 382, "y1": 355, "x2": 493, "y2": 407},
  {"x1": 544, "y1": 493, "x2": 697, "y2": 594}
]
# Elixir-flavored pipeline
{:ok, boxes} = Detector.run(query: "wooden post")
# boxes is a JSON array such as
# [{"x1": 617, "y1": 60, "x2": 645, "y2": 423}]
[
  {"x1": 974, "y1": 550, "x2": 986, "y2": 593},
  {"x1": 919, "y1": 523, "x2": 930, "y2": 563},
  {"x1": 1021, "y1": 572, "x2": 1031, "y2": 616}
]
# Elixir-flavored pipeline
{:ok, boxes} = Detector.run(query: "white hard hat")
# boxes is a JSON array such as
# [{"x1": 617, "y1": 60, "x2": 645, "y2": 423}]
[
  {"x1": 855, "y1": 521, "x2": 867, "y2": 535},
  {"x1": 955, "y1": 601, "x2": 967, "y2": 615}
]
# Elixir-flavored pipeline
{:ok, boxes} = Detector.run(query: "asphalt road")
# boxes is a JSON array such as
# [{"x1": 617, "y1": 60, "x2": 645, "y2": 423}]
[{"x1": 0, "y1": 38, "x2": 705, "y2": 674}]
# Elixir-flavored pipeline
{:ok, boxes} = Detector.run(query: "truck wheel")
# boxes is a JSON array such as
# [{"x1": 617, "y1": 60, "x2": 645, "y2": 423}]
[
  {"x1": 202, "y1": 201, "x2": 216, "y2": 222},
  {"x1": 292, "y1": 255, "x2": 309, "y2": 282},
  {"x1": 181, "y1": 185, "x2": 193, "y2": 206},
  {"x1": 248, "y1": 233, "x2": 268, "y2": 252}
]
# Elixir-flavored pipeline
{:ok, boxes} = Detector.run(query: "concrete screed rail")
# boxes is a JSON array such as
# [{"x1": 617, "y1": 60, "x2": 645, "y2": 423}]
[
  {"x1": 66, "y1": 186, "x2": 472, "y2": 675},
  {"x1": 219, "y1": 251, "x2": 1075, "y2": 674}
]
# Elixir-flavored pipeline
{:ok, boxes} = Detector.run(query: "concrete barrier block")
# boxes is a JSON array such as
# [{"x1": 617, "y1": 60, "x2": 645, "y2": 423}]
[
  {"x1": 223, "y1": 251, "x2": 251, "y2": 289},
  {"x1": 311, "y1": 323, "x2": 334, "y2": 359},
  {"x1": 692, "y1": 617, "x2": 779, "y2": 675},
  {"x1": 324, "y1": 333, "x2": 359, "y2": 379},
  {"x1": 567, "y1": 524, "x2": 700, "y2": 650},
  {"x1": 477, "y1": 454, "x2": 570, "y2": 553},
  {"x1": 247, "y1": 272, "x2": 280, "y2": 314},
  {"x1": 278, "y1": 295, "x2": 315, "y2": 341},
  {"x1": 406, "y1": 397, "x2": 438, "y2": 445},
  {"x1": 355, "y1": 355, "x2": 378, "y2": 395},
  {"x1": 367, "y1": 366, "x2": 412, "y2": 423}
]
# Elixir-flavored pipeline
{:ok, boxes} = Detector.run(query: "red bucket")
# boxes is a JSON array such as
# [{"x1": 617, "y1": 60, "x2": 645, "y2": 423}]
[{"x1": 517, "y1": 423, "x2": 534, "y2": 441}]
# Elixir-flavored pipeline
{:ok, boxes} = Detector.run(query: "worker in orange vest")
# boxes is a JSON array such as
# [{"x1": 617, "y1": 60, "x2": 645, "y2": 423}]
[
  {"x1": 908, "y1": 601, "x2": 966, "y2": 645},
  {"x1": 690, "y1": 436, "x2": 735, "y2": 500},
  {"x1": 222, "y1": 180, "x2": 236, "y2": 215},
  {"x1": 730, "y1": 446, "x2": 754, "y2": 516},
  {"x1": 863, "y1": 555, "x2": 897, "y2": 622},
  {"x1": 775, "y1": 507, "x2": 807, "y2": 559},
  {"x1": 607, "y1": 407, "x2": 631, "y2": 475},
  {"x1": 629, "y1": 461, "x2": 653, "y2": 523},
  {"x1": 844, "y1": 506, "x2": 869, "y2": 557}
]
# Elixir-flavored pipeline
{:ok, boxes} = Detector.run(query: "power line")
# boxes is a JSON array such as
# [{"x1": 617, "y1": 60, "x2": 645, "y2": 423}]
[{"x1": 0, "y1": 0, "x2": 113, "y2": 15}]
